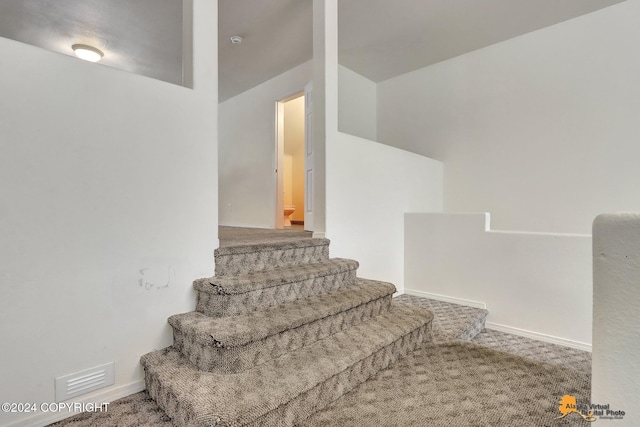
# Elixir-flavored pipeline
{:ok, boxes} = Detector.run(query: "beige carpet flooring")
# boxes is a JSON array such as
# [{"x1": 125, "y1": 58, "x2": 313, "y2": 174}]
[
  {"x1": 51, "y1": 320, "x2": 590, "y2": 427},
  {"x1": 302, "y1": 338, "x2": 590, "y2": 427},
  {"x1": 218, "y1": 226, "x2": 312, "y2": 247}
]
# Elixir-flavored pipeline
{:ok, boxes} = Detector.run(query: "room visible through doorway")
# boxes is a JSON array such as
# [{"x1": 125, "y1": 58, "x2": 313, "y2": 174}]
[{"x1": 275, "y1": 93, "x2": 305, "y2": 229}]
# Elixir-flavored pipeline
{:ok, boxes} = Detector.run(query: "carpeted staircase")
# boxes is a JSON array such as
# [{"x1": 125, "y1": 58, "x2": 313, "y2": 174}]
[{"x1": 140, "y1": 237, "x2": 435, "y2": 426}]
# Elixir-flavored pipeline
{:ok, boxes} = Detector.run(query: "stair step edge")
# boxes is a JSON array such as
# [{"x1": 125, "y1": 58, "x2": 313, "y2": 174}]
[
  {"x1": 173, "y1": 294, "x2": 393, "y2": 374},
  {"x1": 214, "y1": 238, "x2": 330, "y2": 257},
  {"x1": 196, "y1": 258, "x2": 359, "y2": 295},
  {"x1": 141, "y1": 303, "x2": 433, "y2": 427},
  {"x1": 170, "y1": 279, "x2": 396, "y2": 348}
]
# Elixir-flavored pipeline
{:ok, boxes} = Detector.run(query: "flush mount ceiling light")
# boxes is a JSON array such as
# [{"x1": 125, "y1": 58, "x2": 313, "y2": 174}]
[
  {"x1": 230, "y1": 35, "x2": 243, "y2": 45},
  {"x1": 72, "y1": 44, "x2": 104, "y2": 62}
]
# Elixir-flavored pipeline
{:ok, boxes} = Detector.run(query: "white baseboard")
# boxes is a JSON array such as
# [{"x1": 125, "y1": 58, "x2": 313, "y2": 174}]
[
  {"x1": 312, "y1": 231, "x2": 326, "y2": 239},
  {"x1": 5, "y1": 380, "x2": 145, "y2": 427},
  {"x1": 485, "y1": 322, "x2": 592, "y2": 352},
  {"x1": 404, "y1": 289, "x2": 487, "y2": 309}
]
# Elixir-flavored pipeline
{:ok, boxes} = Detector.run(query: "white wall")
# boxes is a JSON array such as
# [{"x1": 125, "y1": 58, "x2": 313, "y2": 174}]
[
  {"x1": 326, "y1": 132, "x2": 443, "y2": 293},
  {"x1": 217, "y1": 63, "x2": 373, "y2": 229},
  {"x1": 0, "y1": 1, "x2": 218, "y2": 425},
  {"x1": 218, "y1": 61, "x2": 312, "y2": 228},
  {"x1": 592, "y1": 214, "x2": 640, "y2": 424},
  {"x1": 338, "y1": 65, "x2": 377, "y2": 141},
  {"x1": 378, "y1": 0, "x2": 640, "y2": 234},
  {"x1": 405, "y1": 213, "x2": 592, "y2": 348}
]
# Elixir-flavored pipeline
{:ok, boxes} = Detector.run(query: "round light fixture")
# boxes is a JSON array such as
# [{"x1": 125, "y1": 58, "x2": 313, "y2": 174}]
[
  {"x1": 230, "y1": 35, "x2": 243, "y2": 45},
  {"x1": 72, "y1": 44, "x2": 104, "y2": 62}
]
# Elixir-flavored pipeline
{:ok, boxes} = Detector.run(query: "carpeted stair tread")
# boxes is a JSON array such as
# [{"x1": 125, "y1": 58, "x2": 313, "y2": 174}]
[
  {"x1": 141, "y1": 303, "x2": 433, "y2": 427},
  {"x1": 171, "y1": 279, "x2": 395, "y2": 373},
  {"x1": 214, "y1": 238, "x2": 330, "y2": 276},
  {"x1": 197, "y1": 258, "x2": 358, "y2": 296},
  {"x1": 214, "y1": 237, "x2": 328, "y2": 255},
  {"x1": 170, "y1": 279, "x2": 394, "y2": 348},
  {"x1": 195, "y1": 259, "x2": 359, "y2": 317}
]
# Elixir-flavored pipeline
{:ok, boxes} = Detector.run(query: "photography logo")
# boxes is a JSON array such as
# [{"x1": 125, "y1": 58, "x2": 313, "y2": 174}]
[
  {"x1": 556, "y1": 395, "x2": 626, "y2": 422},
  {"x1": 556, "y1": 395, "x2": 597, "y2": 422}
]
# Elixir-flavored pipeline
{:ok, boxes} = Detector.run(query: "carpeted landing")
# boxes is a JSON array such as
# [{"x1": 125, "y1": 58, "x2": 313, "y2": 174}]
[
  {"x1": 51, "y1": 329, "x2": 590, "y2": 427},
  {"x1": 50, "y1": 228, "x2": 591, "y2": 426},
  {"x1": 301, "y1": 340, "x2": 590, "y2": 427},
  {"x1": 217, "y1": 226, "x2": 312, "y2": 247}
]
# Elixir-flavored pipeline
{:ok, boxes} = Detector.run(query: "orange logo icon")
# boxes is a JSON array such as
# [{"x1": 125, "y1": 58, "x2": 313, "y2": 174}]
[{"x1": 557, "y1": 395, "x2": 597, "y2": 422}]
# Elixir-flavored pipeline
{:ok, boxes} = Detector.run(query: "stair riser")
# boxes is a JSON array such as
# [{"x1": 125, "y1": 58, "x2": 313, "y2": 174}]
[
  {"x1": 459, "y1": 312, "x2": 487, "y2": 341},
  {"x1": 214, "y1": 243, "x2": 329, "y2": 276},
  {"x1": 144, "y1": 322, "x2": 431, "y2": 427},
  {"x1": 249, "y1": 325, "x2": 431, "y2": 427},
  {"x1": 395, "y1": 295, "x2": 489, "y2": 342},
  {"x1": 196, "y1": 270, "x2": 357, "y2": 317},
  {"x1": 142, "y1": 370, "x2": 194, "y2": 427},
  {"x1": 174, "y1": 296, "x2": 393, "y2": 373}
]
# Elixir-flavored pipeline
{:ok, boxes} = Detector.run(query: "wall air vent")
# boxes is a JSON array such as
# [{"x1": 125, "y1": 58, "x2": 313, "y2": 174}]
[{"x1": 55, "y1": 362, "x2": 115, "y2": 402}]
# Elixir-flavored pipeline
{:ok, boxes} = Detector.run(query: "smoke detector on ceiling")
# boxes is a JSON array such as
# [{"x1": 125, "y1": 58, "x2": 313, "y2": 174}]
[{"x1": 230, "y1": 36, "x2": 243, "y2": 45}]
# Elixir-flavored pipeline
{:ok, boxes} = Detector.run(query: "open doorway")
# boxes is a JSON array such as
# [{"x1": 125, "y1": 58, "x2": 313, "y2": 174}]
[{"x1": 275, "y1": 93, "x2": 305, "y2": 229}]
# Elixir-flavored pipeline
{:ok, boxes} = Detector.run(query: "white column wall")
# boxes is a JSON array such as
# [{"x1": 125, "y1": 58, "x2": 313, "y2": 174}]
[{"x1": 592, "y1": 213, "x2": 640, "y2": 424}]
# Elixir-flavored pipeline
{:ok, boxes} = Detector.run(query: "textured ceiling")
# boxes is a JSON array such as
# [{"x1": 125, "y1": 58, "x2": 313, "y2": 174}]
[
  {"x1": 218, "y1": 0, "x2": 313, "y2": 102},
  {"x1": 220, "y1": 0, "x2": 624, "y2": 101},
  {"x1": 0, "y1": 0, "x2": 626, "y2": 101},
  {"x1": 0, "y1": 0, "x2": 184, "y2": 86},
  {"x1": 338, "y1": 0, "x2": 625, "y2": 82}
]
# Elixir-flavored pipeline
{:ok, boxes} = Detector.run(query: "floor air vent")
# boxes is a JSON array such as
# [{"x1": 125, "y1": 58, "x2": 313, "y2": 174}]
[{"x1": 55, "y1": 362, "x2": 115, "y2": 402}]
